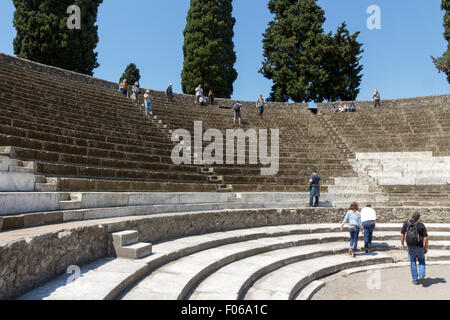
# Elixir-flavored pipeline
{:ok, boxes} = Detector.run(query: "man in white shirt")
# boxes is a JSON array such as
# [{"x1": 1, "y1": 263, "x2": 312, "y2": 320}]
[
  {"x1": 361, "y1": 203, "x2": 377, "y2": 253},
  {"x1": 195, "y1": 85, "x2": 203, "y2": 105}
]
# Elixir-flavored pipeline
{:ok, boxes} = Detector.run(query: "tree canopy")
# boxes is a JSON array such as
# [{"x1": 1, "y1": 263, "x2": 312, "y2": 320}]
[
  {"x1": 181, "y1": 0, "x2": 238, "y2": 98},
  {"x1": 260, "y1": 0, "x2": 364, "y2": 102},
  {"x1": 13, "y1": 0, "x2": 103, "y2": 76}
]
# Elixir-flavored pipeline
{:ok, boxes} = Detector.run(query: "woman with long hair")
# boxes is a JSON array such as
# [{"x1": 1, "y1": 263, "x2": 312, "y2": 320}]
[{"x1": 340, "y1": 202, "x2": 363, "y2": 257}]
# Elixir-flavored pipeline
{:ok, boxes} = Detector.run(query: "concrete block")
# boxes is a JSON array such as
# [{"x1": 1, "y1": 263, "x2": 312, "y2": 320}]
[
  {"x1": 2, "y1": 215, "x2": 24, "y2": 230},
  {"x1": 377, "y1": 177, "x2": 415, "y2": 185},
  {"x1": 63, "y1": 210, "x2": 84, "y2": 222},
  {"x1": 415, "y1": 177, "x2": 448, "y2": 185},
  {"x1": 0, "y1": 193, "x2": 60, "y2": 215},
  {"x1": 128, "y1": 193, "x2": 180, "y2": 206},
  {"x1": 23, "y1": 213, "x2": 45, "y2": 227},
  {"x1": 112, "y1": 230, "x2": 139, "y2": 247},
  {"x1": 0, "y1": 156, "x2": 9, "y2": 171},
  {"x1": 0, "y1": 172, "x2": 35, "y2": 191},
  {"x1": 81, "y1": 193, "x2": 130, "y2": 209},
  {"x1": 44, "y1": 212, "x2": 63, "y2": 225}
]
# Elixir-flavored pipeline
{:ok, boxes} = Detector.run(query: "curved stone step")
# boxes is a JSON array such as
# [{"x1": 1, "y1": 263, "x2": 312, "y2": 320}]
[
  {"x1": 121, "y1": 231, "x2": 450, "y2": 300},
  {"x1": 17, "y1": 224, "x2": 450, "y2": 300},
  {"x1": 243, "y1": 253, "x2": 394, "y2": 300},
  {"x1": 189, "y1": 240, "x2": 450, "y2": 300}
]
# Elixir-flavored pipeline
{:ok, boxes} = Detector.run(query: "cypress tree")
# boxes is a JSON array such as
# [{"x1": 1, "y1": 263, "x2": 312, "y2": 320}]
[
  {"x1": 12, "y1": 0, "x2": 103, "y2": 76},
  {"x1": 182, "y1": 0, "x2": 238, "y2": 98},
  {"x1": 323, "y1": 23, "x2": 364, "y2": 101},
  {"x1": 260, "y1": 0, "x2": 363, "y2": 103},
  {"x1": 120, "y1": 63, "x2": 141, "y2": 86},
  {"x1": 432, "y1": 0, "x2": 450, "y2": 83}
]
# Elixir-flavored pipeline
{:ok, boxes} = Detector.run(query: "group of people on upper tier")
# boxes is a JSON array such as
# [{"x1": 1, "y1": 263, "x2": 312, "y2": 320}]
[{"x1": 330, "y1": 89, "x2": 382, "y2": 112}]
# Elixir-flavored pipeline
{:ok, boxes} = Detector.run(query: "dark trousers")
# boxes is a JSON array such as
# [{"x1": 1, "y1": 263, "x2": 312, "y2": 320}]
[
  {"x1": 362, "y1": 221, "x2": 376, "y2": 250},
  {"x1": 259, "y1": 106, "x2": 264, "y2": 117},
  {"x1": 374, "y1": 99, "x2": 381, "y2": 108},
  {"x1": 309, "y1": 186, "x2": 320, "y2": 207}
]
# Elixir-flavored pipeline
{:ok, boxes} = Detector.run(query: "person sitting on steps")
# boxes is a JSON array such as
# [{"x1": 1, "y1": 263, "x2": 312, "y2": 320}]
[{"x1": 118, "y1": 79, "x2": 128, "y2": 96}]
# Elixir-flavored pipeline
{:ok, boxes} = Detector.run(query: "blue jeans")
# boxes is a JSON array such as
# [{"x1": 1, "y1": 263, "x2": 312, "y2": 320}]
[
  {"x1": 349, "y1": 226, "x2": 360, "y2": 251},
  {"x1": 118, "y1": 88, "x2": 127, "y2": 96},
  {"x1": 408, "y1": 246, "x2": 426, "y2": 283},
  {"x1": 259, "y1": 106, "x2": 264, "y2": 116},
  {"x1": 362, "y1": 221, "x2": 376, "y2": 250},
  {"x1": 145, "y1": 102, "x2": 152, "y2": 115},
  {"x1": 309, "y1": 186, "x2": 320, "y2": 206}
]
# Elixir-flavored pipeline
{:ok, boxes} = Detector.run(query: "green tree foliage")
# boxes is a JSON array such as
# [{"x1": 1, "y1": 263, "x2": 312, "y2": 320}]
[
  {"x1": 13, "y1": 0, "x2": 102, "y2": 76},
  {"x1": 120, "y1": 63, "x2": 141, "y2": 86},
  {"x1": 260, "y1": 0, "x2": 363, "y2": 102},
  {"x1": 182, "y1": 0, "x2": 238, "y2": 99},
  {"x1": 322, "y1": 23, "x2": 364, "y2": 101},
  {"x1": 432, "y1": 0, "x2": 450, "y2": 83}
]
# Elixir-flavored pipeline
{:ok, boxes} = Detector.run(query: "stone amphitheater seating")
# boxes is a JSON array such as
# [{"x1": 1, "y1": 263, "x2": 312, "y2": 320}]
[
  {"x1": 16, "y1": 220, "x2": 450, "y2": 300},
  {"x1": 0, "y1": 53, "x2": 449, "y2": 300}
]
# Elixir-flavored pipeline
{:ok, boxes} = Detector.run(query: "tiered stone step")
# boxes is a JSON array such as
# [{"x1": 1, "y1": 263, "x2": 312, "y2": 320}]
[
  {"x1": 112, "y1": 230, "x2": 152, "y2": 259},
  {"x1": 18, "y1": 223, "x2": 450, "y2": 300}
]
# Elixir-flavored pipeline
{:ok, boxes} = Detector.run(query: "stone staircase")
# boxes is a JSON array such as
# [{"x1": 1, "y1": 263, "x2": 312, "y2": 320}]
[{"x1": 112, "y1": 230, "x2": 152, "y2": 259}]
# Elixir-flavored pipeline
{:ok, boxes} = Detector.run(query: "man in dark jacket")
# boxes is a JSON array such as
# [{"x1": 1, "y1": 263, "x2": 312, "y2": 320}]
[
  {"x1": 166, "y1": 83, "x2": 173, "y2": 102},
  {"x1": 401, "y1": 212, "x2": 429, "y2": 286},
  {"x1": 309, "y1": 171, "x2": 321, "y2": 207}
]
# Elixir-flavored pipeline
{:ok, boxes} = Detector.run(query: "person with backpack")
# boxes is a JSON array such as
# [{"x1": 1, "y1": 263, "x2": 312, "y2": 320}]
[
  {"x1": 340, "y1": 202, "x2": 363, "y2": 258},
  {"x1": 256, "y1": 95, "x2": 265, "y2": 118},
  {"x1": 233, "y1": 102, "x2": 242, "y2": 125},
  {"x1": 401, "y1": 212, "x2": 429, "y2": 286}
]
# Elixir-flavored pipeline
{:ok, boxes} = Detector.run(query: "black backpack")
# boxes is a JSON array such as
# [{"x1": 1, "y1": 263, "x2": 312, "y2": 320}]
[{"x1": 405, "y1": 221, "x2": 422, "y2": 246}]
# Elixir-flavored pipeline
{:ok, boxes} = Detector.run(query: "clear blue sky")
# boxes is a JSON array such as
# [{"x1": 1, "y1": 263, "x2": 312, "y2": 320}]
[{"x1": 0, "y1": 0, "x2": 448, "y2": 103}]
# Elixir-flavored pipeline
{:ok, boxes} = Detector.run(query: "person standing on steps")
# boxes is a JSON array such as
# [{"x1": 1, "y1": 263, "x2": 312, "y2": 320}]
[
  {"x1": 208, "y1": 90, "x2": 215, "y2": 105},
  {"x1": 309, "y1": 171, "x2": 321, "y2": 207},
  {"x1": 340, "y1": 202, "x2": 362, "y2": 258},
  {"x1": 144, "y1": 90, "x2": 152, "y2": 116},
  {"x1": 373, "y1": 89, "x2": 381, "y2": 108},
  {"x1": 256, "y1": 95, "x2": 265, "y2": 118},
  {"x1": 233, "y1": 101, "x2": 242, "y2": 126},
  {"x1": 132, "y1": 82, "x2": 140, "y2": 101},
  {"x1": 195, "y1": 84, "x2": 203, "y2": 105},
  {"x1": 361, "y1": 203, "x2": 377, "y2": 253},
  {"x1": 401, "y1": 212, "x2": 429, "y2": 286},
  {"x1": 166, "y1": 83, "x2": 173, "y2": 102}
]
